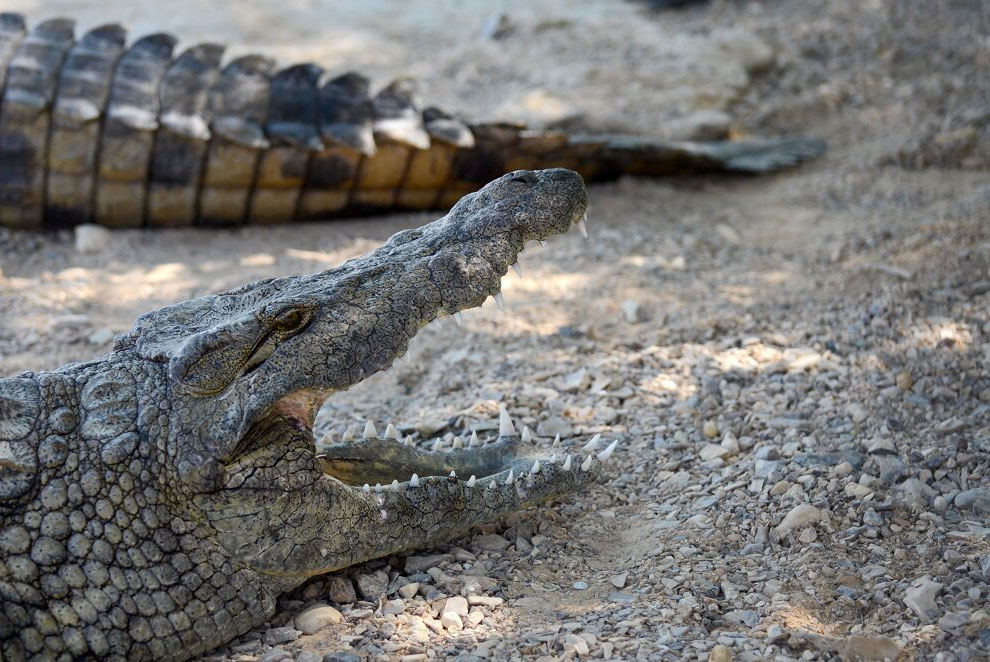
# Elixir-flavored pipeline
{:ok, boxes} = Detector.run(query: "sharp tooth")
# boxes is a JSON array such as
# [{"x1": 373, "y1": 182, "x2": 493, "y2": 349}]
[
  {"x1": 470, "y1": 431, "x2": 480, "y2": 447},
  {"x1": 452, "y1": 311, "x2": 463, "y2": 326},
  {"x1": 531, "y1": 460, "x2": 541, "y2": 474},
  {"x1": 488, "y1": 479, "x2": 497, "y2": 490},
  {"x1": 581, "y1": 454, "x2": 593, "y2": 471},
  {"x1": 363, "y1": 420, "x2": 377, "y2": 439},
  {"x1": 385, "y1": 424, "x2": 401, "y2": 440},
  {"x1": 521, "y1": 426, "x2": 533, "y2": 444},
  {"x1": 511, "y1": 261, "x2": 523, "y2": 278},
  {"x1": 374, "y1": 483, "x2": 382, "y2": 493},
  {"x1": 467, "y1": 475, "x2": 476, "y2": 487},
  {"x1": 452, "y1": 436, "x2": 464, "y2": 449},
  {"x1": 577, "y1": 212, "x2": 588, "y2": 238},
  {"x1": 549, "y1": 453, "x2": 557, "y2": 463},
  {"x1": 505, "y1": 469, "x2": 514, "y2": 485},
  {"x1": 499, "y1": 407, "x2": 516, "y2": 437},
  {"x1": 494, "y1": 291, "x2": 505, "y2": 311},
  {"x1": 320, "y1": 431, "x2": 336, "y2": 446},
  {"x1": 598, "y1": 439, "x2": 619, "y2": 462},
  {"x1": 539, "y1": 240, "x2": 547, "y2": 249},
  {"x1": 432, "y1": 439, "x2": 442, "y2": 451},
  {"x1": 562, "y1": 455, "x2": 572, "y2": 471},
  {"x1": 391, "y1": 479, "x2": 400, "y2": 492},
  {"x1": 581, "y1": 434, "x2": 602, "y2": 452},
  {"x1": 404, "y1": 435, "x2": 415, "y2": 447},
  {"x1": 362, "y1": 484, "x2": 370, "y2": 493},
  {"x1": 410, "y1": 473, "x2": 420, "y2": 487},
  {"x1": 449, "y1": 470, "x2": 456, "y2": 478},
  {"x1": 342, "y1": 427, "x2": 356, "y2": 442}
]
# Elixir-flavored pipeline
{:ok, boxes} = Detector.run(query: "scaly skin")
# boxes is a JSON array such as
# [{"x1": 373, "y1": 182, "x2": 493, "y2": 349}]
[
  {"x1": 0, "y1": 168, "x2": 619, "y2": 661},
  {"x1": 0, "y1": 14, "x2": 825, "y2": 230}
]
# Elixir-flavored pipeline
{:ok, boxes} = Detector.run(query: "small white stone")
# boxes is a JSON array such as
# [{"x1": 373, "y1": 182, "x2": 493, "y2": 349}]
[
  {"x1": 442, "y1": 596, "x2": 469, "y2": 618},
  {"x1": 381, "y1": 598, "x2": 405, "y2": 615},
  {"x1": 74, "y1": 224, "x2": 112, "y2": 254},
  {"x1": 699, "y1": 443, "x2": 729, "y2": 461},
  {"x1": 846, "y1": 403, "x2": 869, "y2": 423},
  {"x1": 775, "y1": 504, "x2": 823, "y2": 537},
  {"x1": 440, "y1": 611, "x2": 463, "y2": 631},
  {"x1": 294, "y1": 603, "x2": 343, "y2": 634}
]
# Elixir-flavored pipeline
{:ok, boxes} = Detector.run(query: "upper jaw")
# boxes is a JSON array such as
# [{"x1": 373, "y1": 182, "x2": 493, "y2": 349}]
[
  {"x1": 230, "y1": 169, "x2": 589, "y2": 441},
  {"x1": 169, "y1": 168, "x2": 588, "y2": 490}
]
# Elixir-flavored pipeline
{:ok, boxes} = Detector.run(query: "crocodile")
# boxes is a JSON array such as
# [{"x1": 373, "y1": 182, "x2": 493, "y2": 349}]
[
  {"x1": 0, "y1": 167, "x2": 619, "y2": 660},
  {"x1": 0, "y1": 14, "x2": 825, "y2": 230}
]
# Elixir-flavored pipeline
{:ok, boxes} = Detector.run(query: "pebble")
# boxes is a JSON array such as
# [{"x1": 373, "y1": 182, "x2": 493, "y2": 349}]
[
  {"x1": 258, "y1": 648, "x2": 291, "y2": 662},
  {"x1": 444, "y1": 596, "x2": 469, "y2": 618},
  {"x1": 845, "y1": 483, "x2": 873, "y2": 499},
  {"x1": 621, "y1": 299, "x2": 645, "y2": 323},
  {"x1": 775, "y1": 504, "x2": 824, "y2": 537},
  {"x1": 295, "y1": 603, "x2": 343, "y2": 634},
  {"x1": 321, "y1": 578, "x2": 355, "y2": 605},
  {"x1": 699, "y1": 443, "x2": 730, "y2": 460},
  {"x1": 709, "y1": 644, "x2": 733, "y2": 662},
  {"x1": 381, "y1": 599, "x2": 405, "y2": 615},
  {"x1": 472, "y1": 533, "x2": 511, "y2": 552},
  {"x1": 354, "y1": 571, "x2": 388, "y2": 600},
  {"x1": 611, "y1": 572, "x2": 628, "y2": 589},
  {"x1": 74, "y1": 224, "x2": 112, "y2": 253},
  {"x1": 403, "y1": 553, "x2": 452, "y2": 573},
  {"x1": 896, "y1": 371, "x2": 913, "y2": 391},
  {"x1": 703, "y1": 421, "x2": 720, "y2": 439},
  {"x1": 903, "y1": 578, "x2": 943, "y2": 621},
  {"x1": 263, "y1": 627, "x2": 301, "y2": 646},
  {"x1": 953, "y1": 488, "x2": 990, "y2": 513},
  {"x1": 843, "y1": 634, "x2": 900, "y2": 661},
  {"x1": 398, "y1": 583, "x2": 420, "y2": 599},
  {"x1": 938, "y1": 611, "x2": 970, "y2": 631},
  {"x1": 323, "y1": 653, "x2": 360, "y2": 662},
  {"x1": 440, "y1": 612, "x2": 463, "y2": 631},
  {"x1": 724, "y1": 609, "x2": 760, "y2": 628},
  {"x1": 846, "y1": 403, "x2": 869, "y2": 423},
  {"x1": 573, "y1": 581, "x2": 589, "y2": 590}
]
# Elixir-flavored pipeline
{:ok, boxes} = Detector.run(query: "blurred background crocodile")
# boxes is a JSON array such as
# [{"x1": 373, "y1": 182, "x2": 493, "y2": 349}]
[{"x1": 0, "y1": 14, "x2": 824, "y2": 230}]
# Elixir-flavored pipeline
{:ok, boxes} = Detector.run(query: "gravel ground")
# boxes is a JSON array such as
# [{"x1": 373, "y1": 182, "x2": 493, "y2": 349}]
[{"x1": 1, "y1": 1, "x2": 988, "y2": 660}]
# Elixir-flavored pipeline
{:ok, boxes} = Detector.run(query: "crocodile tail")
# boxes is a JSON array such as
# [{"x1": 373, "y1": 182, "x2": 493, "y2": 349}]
[
  {"x1": 568, "y1": 134, "x2": 827, "y2": 178},
  {"x1": 436, "y1": 128, "x2": 827, "y2": 207},
  {"x1": 0, "y1": 15, "x2": 826, "y2": 229}
]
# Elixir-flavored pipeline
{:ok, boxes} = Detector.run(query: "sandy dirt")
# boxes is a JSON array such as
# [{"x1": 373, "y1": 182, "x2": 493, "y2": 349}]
[{"x1": 1, "y1": 1, "x2": 988, "y2": 660}]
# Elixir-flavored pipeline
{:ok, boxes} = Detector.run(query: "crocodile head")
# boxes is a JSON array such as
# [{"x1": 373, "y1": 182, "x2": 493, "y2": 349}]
[{"x1": 126, "y1": 168, "x2": 610, "y2": 578}]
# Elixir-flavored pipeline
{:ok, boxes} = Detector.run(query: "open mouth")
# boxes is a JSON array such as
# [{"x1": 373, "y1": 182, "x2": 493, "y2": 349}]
[
  {"x1": 189, "y1": 168, "x2": 612, "y2": 574},
  {"x1": 315, "y1": 409, "x2": 618, "y2": 493}
]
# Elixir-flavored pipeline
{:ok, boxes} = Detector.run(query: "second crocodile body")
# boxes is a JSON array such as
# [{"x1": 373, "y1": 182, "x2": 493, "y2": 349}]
[{"x1": 0, "y1": 15, "x2": 824, "y2": 230}]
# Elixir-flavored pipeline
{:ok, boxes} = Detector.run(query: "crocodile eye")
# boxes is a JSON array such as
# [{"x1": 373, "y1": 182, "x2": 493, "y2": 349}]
[{"x1": 273, "y1": 308, "x2": 307, "y2": 333}]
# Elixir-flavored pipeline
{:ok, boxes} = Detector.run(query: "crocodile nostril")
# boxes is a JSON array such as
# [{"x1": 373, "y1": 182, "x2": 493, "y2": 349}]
[{"x1": 509, "y1": 171, "x2": 537, "y2": 185}]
